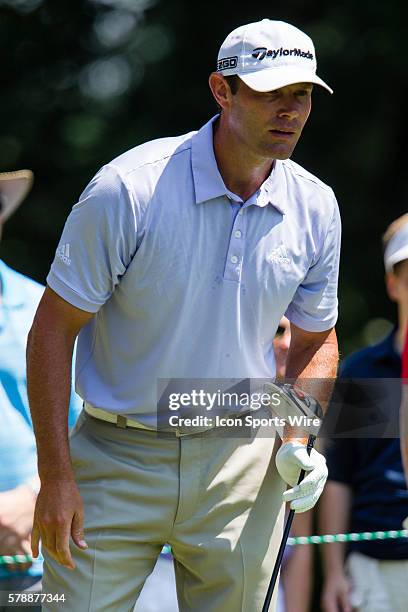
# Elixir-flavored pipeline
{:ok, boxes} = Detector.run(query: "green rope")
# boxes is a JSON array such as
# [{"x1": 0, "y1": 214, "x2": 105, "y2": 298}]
[
  {"x1": 287, "y1": 529, "x2": 408, "y2": 546},
  {"x1": 2, "y1": 530, "x2": 407, "y2": 564},
  {"x1": 0, "y1": 554, "x2": 32, "y2": 565}
]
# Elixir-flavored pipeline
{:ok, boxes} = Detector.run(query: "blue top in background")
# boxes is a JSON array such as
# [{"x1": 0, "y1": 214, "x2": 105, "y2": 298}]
[
  {"x1": 326, "y1": 329, "x2": 408, "y2": 560},
  {"x1": 0, "y1": 260, "x2": 82, "y2": 578}
]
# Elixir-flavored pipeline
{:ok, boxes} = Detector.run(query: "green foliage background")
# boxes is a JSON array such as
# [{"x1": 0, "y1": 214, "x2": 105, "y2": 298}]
[{"x1": 1, "y1": 0, "x2": 407, "y2": 355}]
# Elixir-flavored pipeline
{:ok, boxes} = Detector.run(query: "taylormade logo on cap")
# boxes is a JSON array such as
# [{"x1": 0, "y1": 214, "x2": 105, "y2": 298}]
[
  {"x1": 216, "y1": 19, "x2": 333, "y2": 94},
  {"x1": 251, "y1": 47, "x2": 314, "y2": 61}
]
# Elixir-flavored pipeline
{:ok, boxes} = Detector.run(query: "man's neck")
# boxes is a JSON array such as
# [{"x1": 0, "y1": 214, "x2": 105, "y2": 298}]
[
  {"x1": 213, "y1": 116, "x2": 274, "y2": 202},
  {"x1": 395, "y1": 323, "x2": 407, "y2": 354}
]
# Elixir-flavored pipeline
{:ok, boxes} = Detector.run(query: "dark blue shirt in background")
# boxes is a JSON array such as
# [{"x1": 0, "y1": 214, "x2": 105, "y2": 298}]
[{"x1": 325, "y1": 329, "x2": 408, "y2": 560}]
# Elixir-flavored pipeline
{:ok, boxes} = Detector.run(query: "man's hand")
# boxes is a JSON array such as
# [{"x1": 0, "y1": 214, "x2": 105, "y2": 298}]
[
  {"x1": 0, "y1": 485, "x2": 37, "y2": 572},
  {"x1": 31, "y1": 478, "x2": 88, "y2": 570},
  {"x1": 321, "y1": 572, "x2": 352, "y2": 612},
  {"x1": 276, "y1": 440, "x2": 328, "y2": 512}
]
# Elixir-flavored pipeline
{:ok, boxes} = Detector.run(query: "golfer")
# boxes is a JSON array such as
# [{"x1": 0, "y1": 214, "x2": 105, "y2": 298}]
[{"x1": 27, "y1": 19, "x2": 340, "y2": 611}]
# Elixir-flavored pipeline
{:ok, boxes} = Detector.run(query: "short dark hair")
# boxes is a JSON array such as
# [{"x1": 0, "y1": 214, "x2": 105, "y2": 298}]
[
  {"x1": 215, "y1": 75, "x2": 241, "y2": 112},
  {"x1": 224, "y1": 74, "x2": 241, "y2": 95}
]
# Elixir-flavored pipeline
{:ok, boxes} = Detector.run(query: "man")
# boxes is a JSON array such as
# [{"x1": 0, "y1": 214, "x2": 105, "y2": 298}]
[
  {"x1": 320, "y1": 213, "x2": 408, "y2": 612},
  {"x1": 0, "y1": 171, "x2": 81, "y2": 611},
  {"x1": 27, "y1": 19, "x2": 340, "y2": 611}
]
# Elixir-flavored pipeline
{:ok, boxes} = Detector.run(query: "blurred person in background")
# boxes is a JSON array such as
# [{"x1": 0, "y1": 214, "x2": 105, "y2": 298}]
[
  {"x1": 399, "y1": 232, "x2": 408, "y2": 526},
  {"x1": 319, "y1": 213, "x2": 408, "y2": 612},
  {"x1": 401, "y1": 330, "x2": 408, "y2": 489},
  {"x1": 274, "y1": 318, "x2": 313, "y2": 612},
  {"x1": 0, "y1": 171, "x2": 81, "y2": 611}
]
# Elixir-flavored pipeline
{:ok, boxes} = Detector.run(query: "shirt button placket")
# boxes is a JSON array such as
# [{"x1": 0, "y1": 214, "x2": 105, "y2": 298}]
[{"x1": 224, "y1": 207, "x2": 245, "y2": 281}]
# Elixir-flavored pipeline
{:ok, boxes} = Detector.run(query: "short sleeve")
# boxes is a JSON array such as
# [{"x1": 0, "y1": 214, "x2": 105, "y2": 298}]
[
  {"x1": 325, "y1": 437, "x2": 355, "y2": 485},
  {"x1": 47, "y1": 164, "x2": 138, "y2": 312},
  {"x1": 285, "y1": 198, "x2": 341, "y2": 332}
]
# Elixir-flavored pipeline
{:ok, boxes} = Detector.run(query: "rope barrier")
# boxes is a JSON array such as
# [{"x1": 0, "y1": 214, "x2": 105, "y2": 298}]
[
  {"x1": 2, "y1": 530, "x2": 407, "y2": 564},
  {"x1": 0, "y1": 554, "x2": 32, "y2": 565},
  {"x1": 287, "y1": 529, "x2": 408, "y2": 546}
]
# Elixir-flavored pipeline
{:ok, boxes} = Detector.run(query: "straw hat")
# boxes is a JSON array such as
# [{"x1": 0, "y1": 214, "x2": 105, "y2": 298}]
[{"x1": 0, "y1": 170, "x2": 33, "y2": 222}]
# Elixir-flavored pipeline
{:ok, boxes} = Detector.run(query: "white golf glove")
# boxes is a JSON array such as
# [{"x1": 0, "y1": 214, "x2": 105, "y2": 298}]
[{"x1": 276, "y1": 440, "x2": 328, "y2": 513}]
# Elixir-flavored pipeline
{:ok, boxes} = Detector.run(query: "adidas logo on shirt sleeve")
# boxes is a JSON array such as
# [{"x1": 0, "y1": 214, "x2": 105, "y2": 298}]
[{"x1": 56, "y1": 243, "x2": 71, "y2": 266}]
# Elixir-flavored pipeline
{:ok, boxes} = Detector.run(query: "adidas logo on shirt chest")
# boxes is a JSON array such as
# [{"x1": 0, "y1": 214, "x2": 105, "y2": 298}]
[{"x1": 266, "y1": 245, "x2": 291, "y2": 265}]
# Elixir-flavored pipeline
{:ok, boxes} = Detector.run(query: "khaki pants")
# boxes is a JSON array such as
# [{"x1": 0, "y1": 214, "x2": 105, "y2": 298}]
[
  {"x1": 347, "y1": 551, "x2": 408, "y2": 612},
  {"x1": 42, "y1": 411, "x2": 285, "y2": 611}
]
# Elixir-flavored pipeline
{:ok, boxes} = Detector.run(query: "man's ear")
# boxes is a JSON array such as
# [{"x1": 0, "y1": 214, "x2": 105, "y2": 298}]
[{"x1": 208, "y1": 73, "x2": 231, "y2": 112}]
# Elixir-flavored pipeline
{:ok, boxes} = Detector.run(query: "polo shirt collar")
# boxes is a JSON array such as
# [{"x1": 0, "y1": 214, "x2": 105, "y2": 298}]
[
  {"x1": 0, "y1": 259, "x2": 26, "y2": 307},
  {"x1": 191, "y1": 115, "x2": 286, "y2": 214}
]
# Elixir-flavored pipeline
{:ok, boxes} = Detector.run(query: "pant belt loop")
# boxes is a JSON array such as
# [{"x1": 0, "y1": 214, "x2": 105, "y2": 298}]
[{"x1": 116, "y1": 415, "x2": 127, "y2": 429}]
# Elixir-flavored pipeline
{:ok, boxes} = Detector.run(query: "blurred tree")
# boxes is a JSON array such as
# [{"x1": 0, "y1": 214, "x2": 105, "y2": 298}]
[{"x1": 1, "y1": 0, "x2": 407, "y2": 354}]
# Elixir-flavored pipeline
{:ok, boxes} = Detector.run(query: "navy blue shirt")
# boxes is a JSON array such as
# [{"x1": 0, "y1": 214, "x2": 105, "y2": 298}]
[{"x1": 325, "y1": 330, "x2": 408, "y2": 560}]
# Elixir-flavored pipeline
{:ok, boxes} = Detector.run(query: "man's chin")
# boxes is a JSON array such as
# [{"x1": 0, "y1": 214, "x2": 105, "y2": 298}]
[{"x1": 261, "y1": 143, "x2": 297, "y2": 161}]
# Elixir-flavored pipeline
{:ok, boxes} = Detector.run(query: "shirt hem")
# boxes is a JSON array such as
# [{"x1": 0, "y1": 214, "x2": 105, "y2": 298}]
[{"x1": 47, "y1": 272, "x2": 101, "y2": 313}]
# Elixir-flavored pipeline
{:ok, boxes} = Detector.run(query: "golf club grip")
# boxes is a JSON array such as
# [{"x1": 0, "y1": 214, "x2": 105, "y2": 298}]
[{"x1": 262, "y1": 435, "x2": 316, "y2": 612}]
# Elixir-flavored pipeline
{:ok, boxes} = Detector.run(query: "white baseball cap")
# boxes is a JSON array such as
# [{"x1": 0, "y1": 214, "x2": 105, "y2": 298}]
[
  {"x1": 384, "y1": 220, "x2": 408, "y2": 272},
  {"x1": 216, "y1": 19, "x2": 333, "y2": 94},
  {"x1": 0, "y1": 170, "x2": 33, "y2": 223}
]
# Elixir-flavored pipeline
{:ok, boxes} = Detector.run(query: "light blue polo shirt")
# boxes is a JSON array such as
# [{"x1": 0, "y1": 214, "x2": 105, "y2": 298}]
[
  {"x1": 47, "y1": 115, "x2": 341, "y2": 424},
  {"x1": 0, "y1": 260, "x2": 82, "y2": 579}
]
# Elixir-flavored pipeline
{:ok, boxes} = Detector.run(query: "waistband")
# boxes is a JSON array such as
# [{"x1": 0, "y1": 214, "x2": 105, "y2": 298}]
[
  {"x1": 84, "y1": 403, "x2": 217, "y2": 437},
  {"x1": 83, "y1": 403, "x2": 253, "y2": 437}
]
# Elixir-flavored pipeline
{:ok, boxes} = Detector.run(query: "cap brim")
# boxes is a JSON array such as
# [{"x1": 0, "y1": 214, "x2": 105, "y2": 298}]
[
  {"x1": 385, "y1": 245, "x2": 408, "y2": 272},
  {"x1": 0, "y1": 170, "x2": 34, "y2": 222},
  {"x1": 238, "y1": 66, "x2": 333, "y2": 94}
]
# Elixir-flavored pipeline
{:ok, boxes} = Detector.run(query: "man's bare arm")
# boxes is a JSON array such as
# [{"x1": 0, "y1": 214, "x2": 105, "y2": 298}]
[
  {"x1": 282, "y1": 510, "x2": 313, "y2": 612},
  {"x1": 26, "y1": 286, "x2": 93, "y2": 568},
  {"x1": 319, "y1": 481, "x2": 352, "y2": 612},
  {"x1": 285, "y1": 323, "x2": 338, "y2": 400},
  {"x1": 283, "y1": 323, "x2": 338, "y2": 442}
]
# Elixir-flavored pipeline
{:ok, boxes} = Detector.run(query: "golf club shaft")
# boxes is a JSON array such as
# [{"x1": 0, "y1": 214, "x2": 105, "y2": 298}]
[{"x1": 262, "y1": 435, "x2": 316, "y2": 612}]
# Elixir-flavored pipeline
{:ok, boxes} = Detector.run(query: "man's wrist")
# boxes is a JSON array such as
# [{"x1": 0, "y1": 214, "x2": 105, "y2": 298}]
[
  {"x1": 323, "y1": 549, "x2": 347, "y2": 575},
  {"x1": 325, "y1": 562, "x2": 347, "y2": 577},
  {"x1": 282, "y1": 437, "x2": 308, "y2": 445}
]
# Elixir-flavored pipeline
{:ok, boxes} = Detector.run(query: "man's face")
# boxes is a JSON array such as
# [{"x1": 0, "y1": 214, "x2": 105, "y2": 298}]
[
  {"x1": 223, "y1": 79, "x2": 313, "y2": 160},
  {"x1": 387, "y1": 259, "x2": 408, "y2": 306}
]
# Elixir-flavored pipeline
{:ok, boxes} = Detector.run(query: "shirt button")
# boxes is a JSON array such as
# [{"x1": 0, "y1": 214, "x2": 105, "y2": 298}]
[
  {"x1": 234, "y1": 230, "x2": 242, "y2": 238},
  {"x1": 231, "y1": 255, "x2": 238, "y2": 264}
]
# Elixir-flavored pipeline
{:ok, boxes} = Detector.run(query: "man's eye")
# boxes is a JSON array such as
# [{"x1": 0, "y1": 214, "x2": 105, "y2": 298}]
[{"x1": 267, "y1": 93, "x2": 280, "y2": 101}]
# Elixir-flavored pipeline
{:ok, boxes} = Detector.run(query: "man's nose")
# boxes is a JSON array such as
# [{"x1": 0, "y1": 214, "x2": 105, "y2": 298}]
[{"x1": 277, "y1": 108, "x2": 299, "y2": 120}]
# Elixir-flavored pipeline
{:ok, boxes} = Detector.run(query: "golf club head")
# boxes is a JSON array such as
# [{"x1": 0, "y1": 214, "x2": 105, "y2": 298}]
[{"x1": 263, "y1": 381, "x2": 323, "y2": 439}]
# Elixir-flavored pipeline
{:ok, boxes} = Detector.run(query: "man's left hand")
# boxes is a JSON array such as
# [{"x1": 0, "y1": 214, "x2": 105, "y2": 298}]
[{"x1": 276, "y1": 440, "x2": 328, "y2": 512}]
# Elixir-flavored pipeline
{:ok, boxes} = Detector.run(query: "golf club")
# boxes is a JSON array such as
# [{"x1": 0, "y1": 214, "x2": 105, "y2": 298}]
[{"x1": 261, "y1": 382, "x2": 323, "y2": 612}]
